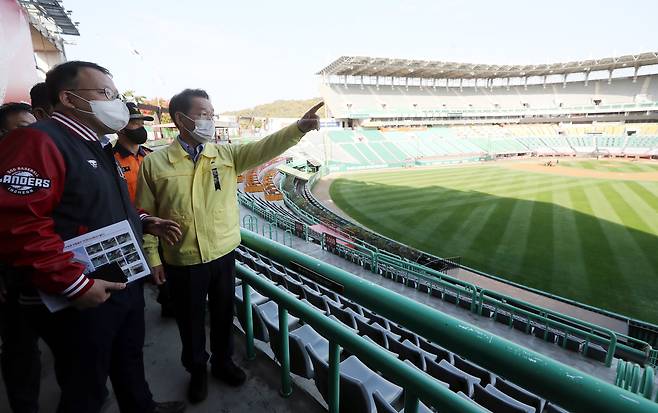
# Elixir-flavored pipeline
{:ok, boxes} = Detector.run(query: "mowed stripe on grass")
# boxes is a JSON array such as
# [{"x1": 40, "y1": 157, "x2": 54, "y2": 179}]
[{"x1": 329, "y1": 165, "x2": 658, "y2": 323}]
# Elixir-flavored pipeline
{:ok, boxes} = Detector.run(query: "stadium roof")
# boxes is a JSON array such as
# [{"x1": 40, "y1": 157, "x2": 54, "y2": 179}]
[
  {"x1": 317, "y1": 52, "x2": 658, "y2": 79},
  {"x1": 19, "y1": 0, "x2": 80, "y2": 36}
]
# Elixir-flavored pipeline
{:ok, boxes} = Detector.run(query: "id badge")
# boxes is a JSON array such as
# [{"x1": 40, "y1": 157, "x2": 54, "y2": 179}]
[{"x1": 211, "y1": 167, "x2": 221, "y2": 191}]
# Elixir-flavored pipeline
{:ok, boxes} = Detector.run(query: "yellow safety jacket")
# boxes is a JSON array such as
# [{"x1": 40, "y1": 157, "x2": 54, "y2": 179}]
[{"x1": 136, "y1": 123, "x2": 304, "y2": 267}]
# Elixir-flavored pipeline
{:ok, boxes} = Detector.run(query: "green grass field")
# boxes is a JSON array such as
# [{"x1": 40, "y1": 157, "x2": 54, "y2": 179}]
[
  {"x1": 559, "y1": 160, "x2": 658, "y2": 173},
  {"x1": 329, "y1": 161, "x2": 658, "y2": 323}
]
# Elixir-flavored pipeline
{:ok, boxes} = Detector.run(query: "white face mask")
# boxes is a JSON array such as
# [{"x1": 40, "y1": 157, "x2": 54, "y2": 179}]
[
  {"x1": 68, "y1": 92, "x2": 129, "y2": 132},
  {"x1": 182, "y1": 113, "x2": 215, "y2": 143}
]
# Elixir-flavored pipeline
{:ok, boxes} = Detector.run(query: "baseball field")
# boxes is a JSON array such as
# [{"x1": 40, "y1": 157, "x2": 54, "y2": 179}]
[{"x1": 329, "y1": 160, "x2": 658, "y2": 323}]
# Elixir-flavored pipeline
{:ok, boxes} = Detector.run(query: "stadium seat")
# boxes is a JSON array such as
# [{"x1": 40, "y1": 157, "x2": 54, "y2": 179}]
[
  {"x1": 453, "y1": 356, "x2": 496, "y2": 387},
  {"x1": 257, "y1": 300, "x2": 300, "y2": 342},
  {"x1": 254, "y1": 260, "x2": 271, "y2": 277},
  {"x1": 544, "y1": 403, "x2": 569, "y2": 413},
  {"x1": 418, "y1": 283, "x2": 431, "y2": 294},
  {"x1": 361, "y1": 308, "x2": 391, "y2": 329},
  {"x1": 317, "y1": 284, "x2": 342, "y2": 303},
  {"x1": 417, "y1": 338, "x2": 453, "y2": 364},
  {"x1": 387, "y1": 338, "x2": 425, "y2": 370},
  {"x1": 302, "y1": 287, "x2": 329, "y2": 313},
  {"x1": 265, "y1": 317, "x2": 329, "y2": 379},
  {"x1": 388, "y1": 323, "x2": 419, "y2": 345},
  {"x1": 307, "y1": 345, "x2": 403, "y2": 413},
  {"x1": 326, "y1": 299, "x2": 360, "y2": 329},
  {"x1": 512, "y1": 317, "x2": 531, "y2": 333},
  {"x1": 444, "y1": 292, "x2": 458, "y2": 304},
  {"x1": 472, "y1": 383, "x2": 535, "y2": 413},
  {"x1": 556, "y1": 335, "x2": 585, "y2": 353},
  {"x1": 267, "y1": 266, "x2": 287, "y2": 285},
  {"x1": 479, "y1": 305, "x2": 495, "y2": 318},
  {"x1": 494, "y1": 311, "x2": 512, "y2": 326},
  {"x1": 338, "y1": 296, "x2": 365, "y2": 315},
  {"x1": 494, "y1": 378, "x2": 544, "y2": 412},
  {"x1": 355, "y1": 317, "x2": 394, "y2": 349},
  {"x1": 372, "y1": 390, "x2": 434, "y2": 413},
  {"x1": 234, "y1": 283, "x2": 268, "y2": 308},
  {"x1": 297, "y1": 275, "x2": 320, "y2": 292},
  {"x1": 585, "y1": 343, "x2": 607, "y2": 362},
  {"x1": 425, "y1": 358, "x2": 479, "y2": 396},
  {"x1": 283, "y1": 276, "x2": 306, "y2": 298},
  {"x1": 341, "y1": 355, "x2": 404, "y2": 413},
  {"x1": 458, "y1": 296, "x2": 473, "y2": 310},
  {"x1": 532, "y1": 325, "x2": 558, "y2": 343}
]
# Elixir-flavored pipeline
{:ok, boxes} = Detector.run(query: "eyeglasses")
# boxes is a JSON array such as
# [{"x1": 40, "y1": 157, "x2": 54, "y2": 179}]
[
  {"x1": 68, "y1": 88, "x2": 124, "y2": 101},
  {"x1": 182, "y1": 112, "x2": 215, "y2": 121}
]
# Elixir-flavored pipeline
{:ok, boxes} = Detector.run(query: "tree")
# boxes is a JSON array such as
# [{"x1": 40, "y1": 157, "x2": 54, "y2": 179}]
[{"x1": 123, "y1": 89, "x2": 146, "y2": 104}]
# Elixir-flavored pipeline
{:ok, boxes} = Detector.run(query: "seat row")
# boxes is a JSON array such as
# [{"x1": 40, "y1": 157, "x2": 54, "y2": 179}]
[{"x1": 234, "y1": 246, "x2": 571, "y2": 413}]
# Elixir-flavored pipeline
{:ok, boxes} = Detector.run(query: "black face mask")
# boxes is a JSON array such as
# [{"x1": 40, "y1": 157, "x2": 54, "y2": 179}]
[{"x1": 122, "y1": 126, "x2": 148, "y2": 144}]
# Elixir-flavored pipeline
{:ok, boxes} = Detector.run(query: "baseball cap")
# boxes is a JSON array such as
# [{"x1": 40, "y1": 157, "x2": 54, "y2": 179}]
[{"x1": 126, "y1": 102, "x2": 154, "y2": 121}]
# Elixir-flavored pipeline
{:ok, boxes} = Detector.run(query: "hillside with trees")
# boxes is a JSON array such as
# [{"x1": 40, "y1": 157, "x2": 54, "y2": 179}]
[{"x1": 222, "y1": 97, "x2": 323, "y2": 118}]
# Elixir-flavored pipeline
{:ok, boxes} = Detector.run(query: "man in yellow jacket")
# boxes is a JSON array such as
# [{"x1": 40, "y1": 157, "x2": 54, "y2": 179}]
[{"x1": 136, "y1": 88, "x2": 322, "y2": 403}]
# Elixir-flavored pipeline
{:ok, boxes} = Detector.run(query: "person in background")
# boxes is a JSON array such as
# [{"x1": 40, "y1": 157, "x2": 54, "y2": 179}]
[
  {"x1": 0, "y1": 61, "x2": 186, "y2": 413},
  {"x1": 0, "y1": 103, "x2": 36, "y2": 138},
  {"x1": 0, "y1": 100, "x2": 40, "y2": 413},
  {"x1": 113, "y1": 102, "x2": 154, "y2": 203},
  {"x1": 136, "y1": 87, "x2": 322, "y2": 404},
  {"x1": 114, "y1": 103, "x2": 174, "y2": 317},
  {"x1": 29, "y1": 82, "x2": 53, "y2": 120}
]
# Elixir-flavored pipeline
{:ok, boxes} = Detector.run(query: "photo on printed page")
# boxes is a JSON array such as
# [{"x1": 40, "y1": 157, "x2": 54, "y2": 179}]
[
  {"x1": 106, "y1": 249, "x2": 123, "y2": 262},
  {"x1": 91, "y1": 254, "x2": 109, "y2": 267},
  {"x1": 86, "y1": 243, "x2": 103, "y2": 256},
  {"x1": 125, "y1": 252, "x2": 140, "y2": 264},
  {"x1": 70, "y1": 246, "x2": 94, "y2": 273},
  {"x1": 116, "y1": 232, "x2": 131, "y2": 245},
  {"x1": 121, "y1": 244, "x2": 137, "y2": 256},
  {"x1": 130, "y1": 264, "x2": 145, "y2": 275},
  {"x1": 101, "y1": 237, "x2": 118, "y2": 250}
]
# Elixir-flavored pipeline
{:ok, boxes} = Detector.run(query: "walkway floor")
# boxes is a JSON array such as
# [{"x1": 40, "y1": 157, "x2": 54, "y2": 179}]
[{"x1": 0, "y1": 286, "x2": 325, "y2": 413}]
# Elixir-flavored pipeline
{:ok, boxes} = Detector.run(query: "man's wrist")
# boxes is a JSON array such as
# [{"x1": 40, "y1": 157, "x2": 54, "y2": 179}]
[{"x1": 296, "y1": 120, "x2": 304, "y2": 133}]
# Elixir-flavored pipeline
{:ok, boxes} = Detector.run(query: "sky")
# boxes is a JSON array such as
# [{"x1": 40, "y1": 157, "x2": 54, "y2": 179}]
[{"x1": 61, "y1": 0, "x2": 658, "y2": 113}]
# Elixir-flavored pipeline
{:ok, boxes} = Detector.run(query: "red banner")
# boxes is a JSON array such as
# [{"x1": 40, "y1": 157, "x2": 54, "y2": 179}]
[{"x1": 0, "y1": 0, "x2": 38, "y2": 104}]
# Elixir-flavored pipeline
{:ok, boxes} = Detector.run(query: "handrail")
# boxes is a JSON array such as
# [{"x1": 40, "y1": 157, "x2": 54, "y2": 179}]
[
  {"x1": 479, "y1": 288, "x2": 649, "y2": 353},
  {"x1": 615, "y1": 360, "x2": 628, "y2": 387},
  {"x1": 240, "y1": 229, "x2": 658, "y2": 413},
  {"x1": 478, "y1": 292, "x2": 618, "y2": 367},
  {"x1": 640, "y1": 366, "x2": 655, "y2": 399},
  {"x1": 238, "y1": 265, "x2": 484, "y2": 413},
  {"x1": 376, "y1": 253, "x2": 479, "y2": 311}
]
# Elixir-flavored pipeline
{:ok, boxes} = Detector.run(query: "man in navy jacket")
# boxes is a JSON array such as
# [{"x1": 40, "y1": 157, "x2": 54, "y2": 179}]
[{"x1": 0, "y1": 61, "x2": 186, "y2": 413}]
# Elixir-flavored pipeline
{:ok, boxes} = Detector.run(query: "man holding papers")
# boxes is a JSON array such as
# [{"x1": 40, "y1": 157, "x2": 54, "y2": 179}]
[{"x1": 0, "y1": 61, "x2": 186, "y2": 413}]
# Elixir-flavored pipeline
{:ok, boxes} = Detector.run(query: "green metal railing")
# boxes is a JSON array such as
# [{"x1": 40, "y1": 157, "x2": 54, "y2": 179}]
[
  {"x1": 240, "y1": 190, "x2": 654, "y2": 367},
  {"x1": 319, "y1": 223, "x2": 647, "y2": 366},
  {"x1": 239, "y1": 265, "x2": 484, "y2": 413},
  {"x1": 615, "y1": 360, "x2": 656, "y2": 400},
  {"x1": 239, "y1": 229, "x2": 658, "y2": 413},
  {"x1": 261, "y1": 222, "x2": 278, "y2": 241},
  {"x1": 242, "y1": 214, "x2": 258, "y2": 232}
]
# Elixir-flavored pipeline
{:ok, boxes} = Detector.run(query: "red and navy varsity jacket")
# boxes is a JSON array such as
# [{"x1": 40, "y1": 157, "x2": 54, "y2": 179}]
[{"x1": 0, "y1": 112, "x2": 148, "y2": 301}]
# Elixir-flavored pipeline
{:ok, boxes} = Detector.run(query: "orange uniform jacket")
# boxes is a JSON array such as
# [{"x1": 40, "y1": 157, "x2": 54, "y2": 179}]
[{"x1": 113, "y1": 143, "x2": 152, "y2": 203}]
